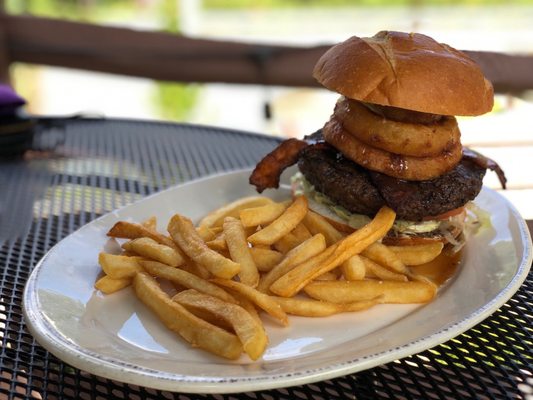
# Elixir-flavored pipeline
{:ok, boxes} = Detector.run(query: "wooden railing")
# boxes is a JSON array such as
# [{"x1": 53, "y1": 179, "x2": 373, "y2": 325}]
[{"x1": 1, "y1": 13, "x2": 533, "y2": 93}]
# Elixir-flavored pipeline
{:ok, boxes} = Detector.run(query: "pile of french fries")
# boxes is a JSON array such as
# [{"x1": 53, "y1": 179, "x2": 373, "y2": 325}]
[{"x1": 95, "y1": 195, "x2": 446, "y2": 360}]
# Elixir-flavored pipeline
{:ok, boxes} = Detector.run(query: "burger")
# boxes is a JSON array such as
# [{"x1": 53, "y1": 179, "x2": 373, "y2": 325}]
[{"x1": 249, "y1": 31, "x2": 506, "y2": 246}]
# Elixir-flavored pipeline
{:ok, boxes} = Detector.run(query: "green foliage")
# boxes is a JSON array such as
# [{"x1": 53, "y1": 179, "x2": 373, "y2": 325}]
[
  {"x1": 152, "y1": 0, "x2": 201, "y2": 121},
  {"x1": 153, "y1": 82, "x2": 200, "y2": 121}
]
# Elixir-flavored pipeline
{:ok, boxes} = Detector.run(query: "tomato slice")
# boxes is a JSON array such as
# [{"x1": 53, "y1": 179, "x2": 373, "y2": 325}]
[{"x1": 423, "y1": 207, "x2": 465, "y2": 221}]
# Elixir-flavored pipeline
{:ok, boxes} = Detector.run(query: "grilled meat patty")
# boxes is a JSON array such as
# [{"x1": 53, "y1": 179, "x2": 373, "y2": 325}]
[
  {"x1": 298, "y1": 144, "x2": 385, "y2": 216},
  {"x1": 298, "y1": 143, "x2": 486, "y2": 221}
]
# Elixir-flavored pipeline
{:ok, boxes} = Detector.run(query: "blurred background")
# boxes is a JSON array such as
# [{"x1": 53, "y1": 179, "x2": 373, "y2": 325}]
[{"x1": 4, "y1": 0, "x2": 533, "y2": 217}]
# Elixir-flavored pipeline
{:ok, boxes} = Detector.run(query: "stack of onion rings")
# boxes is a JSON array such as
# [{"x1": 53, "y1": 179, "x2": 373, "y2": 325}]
[
  {"x1": 322, "y1": 117, "x2": 463, "y2": 181},
  {"x1": 334, "y1": 98, "x2": 460, "y2": 157}
]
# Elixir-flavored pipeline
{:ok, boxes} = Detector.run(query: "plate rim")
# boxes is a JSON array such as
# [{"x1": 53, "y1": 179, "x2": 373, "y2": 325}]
[{"x1": 23, "y1": 168, "x2": 533, "y2": 394}]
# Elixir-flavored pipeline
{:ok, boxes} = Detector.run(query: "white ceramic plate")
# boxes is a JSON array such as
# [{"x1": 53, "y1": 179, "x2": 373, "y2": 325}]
[{"x1": 23, "y1": 168, "x2": 532, "y2": 394}]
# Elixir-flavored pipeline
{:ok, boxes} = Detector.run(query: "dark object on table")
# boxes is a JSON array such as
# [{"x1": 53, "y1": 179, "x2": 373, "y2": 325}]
[{"x1": 0, "y1": 84, "x2": 35, "y2": 157}]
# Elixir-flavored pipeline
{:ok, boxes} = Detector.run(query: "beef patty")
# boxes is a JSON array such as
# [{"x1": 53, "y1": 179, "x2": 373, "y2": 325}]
[{"x1": 298, "y1": 143, "x2": 486, "y2": 221}]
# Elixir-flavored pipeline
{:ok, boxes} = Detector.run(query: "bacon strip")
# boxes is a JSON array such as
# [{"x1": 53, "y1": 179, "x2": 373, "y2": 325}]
[
  {"x1": 463, "y1": 147, "x2": 507, "y2": 189},
  {"x1": 249, "y1": 138, "x2": 308, "y2": 193}
]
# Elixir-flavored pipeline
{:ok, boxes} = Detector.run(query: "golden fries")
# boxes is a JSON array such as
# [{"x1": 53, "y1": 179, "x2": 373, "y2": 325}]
[
  {"x1": 249, "y1": 247, "x2": 283, "y2": 272},
  {"x1": 270, "y1": 207, "x2": 396, "y2": 297},
  {"x1": 257, "y1": 233, "x2": 326, "y2": 293},
  {"x1": 341, "y1": 255, "x2": 366, "y2": 281},
  {"x1": 196, "y1": 225, "x2": 217, "y2": 242},
  {"x1": 133, "y1": 272, "x2": 242, "y2": 359},
  {"x1": 107, "y1": 221, "x2": 177, "y2": 249},
  {"x1": 304, "y1": 280, "x2": 437, "y2": 304},
  {"x1": 140, "y1": 260, "x2": 237, "y2": 303},
  {"x1": 239, "y1": 200, "x2": 290, "y2": 228},
  {"x1": 272, "y1": 232, "x2": 301, "y2": 254},
  {"x1": 388, "y1": 242, "x2": 444, "y2": 265},
  {"x1": 199, "y1": 196, "x2": 273, "y2": 229},
  {"x1": 94, "y1": 275, "x2": 132, "y2": 294},
  {"x1": 97, "y1": 193, "x2": 458, "y2": 361},
  {"x1": 141, "y1": 216, "x2": 157, "y2": 230},
  {"x1": 206, "y1": 233, "x2": 227, "y2": 251},
  {"x1": 173, "y1": 289, "x2": 268, "y2": 360},
  {"x1": 303, "y1": 211, "x2": 343, "y2": 245},
  {"x1": 98, "y1": 253, "x2": 143, "y2": 279},
  {"x1": 362, "y1": 242, "x2": 408, "y2": 274},
  {"x1": 122, "y1": 237, "x2": 184, "y2": 267},
  {"x1": 273, "y1": 296, "x2": 380, "y2": 317},
  {"x1": 247, "y1": 196, "x2": 308, "y2": 246},
  {"x1": 168, "y1": 214, "x2": 240, "y2": 279},
  {"x1": 223, "y1": 217, "x2": 259, "y2": 287},
  {"x1": 361, "y1": 256, "x2": 408, "y2": 282},
  {"x1": 314, "y1": 271, "x2": 338, "y2": 281},
  {"x1": 292, "y1": 223, "x2": 312, "y2": 242},
  {"x1": 211, "y1": 278, "x2": 288, "y2": 326}
]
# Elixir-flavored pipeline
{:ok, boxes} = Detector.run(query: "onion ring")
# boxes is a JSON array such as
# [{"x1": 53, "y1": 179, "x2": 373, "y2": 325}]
[
  {"x1": 323, "y1": 117, "x2": 463, "y2": 181},
  {"x1": 335, "y1": 98, "x2": 460, "y2": 157}
]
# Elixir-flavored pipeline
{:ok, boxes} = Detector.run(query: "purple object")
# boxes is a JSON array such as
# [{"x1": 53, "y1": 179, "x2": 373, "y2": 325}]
[{"x1": 0, "y1": 84, "x2": 26, "y2": 117}]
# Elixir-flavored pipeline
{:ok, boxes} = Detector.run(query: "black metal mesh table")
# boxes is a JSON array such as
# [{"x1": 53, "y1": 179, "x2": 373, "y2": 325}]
[{"x1": 1, "y1": 118, "x2": 531, "y2": 399}]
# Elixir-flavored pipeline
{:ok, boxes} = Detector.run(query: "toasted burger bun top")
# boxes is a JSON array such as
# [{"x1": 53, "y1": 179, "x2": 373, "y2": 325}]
[{"x1": 313, "y1": 31, "x2": 493, "y2": 116}]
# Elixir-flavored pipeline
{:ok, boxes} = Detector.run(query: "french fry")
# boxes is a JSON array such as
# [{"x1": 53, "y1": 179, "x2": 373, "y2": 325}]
[
  {"x1": 178, "y1": 260, "x2": 211, "y2": 280},
  {"x1": 249, "y1": 247, "x2": 284, "y2": 272},
  {"x1": 272, "y1": 232, "x2": 301, "y2": 254},
  {"x1": 341, "y1": 255, "x2": 366, "y2": 281},
  {"x1": 107, "y1": 221, "x2": 177, "y2": 250},
  {"x1": 173, "y1": 289, "x2": 268, "y2": 360},
  {"x1": 206, "y1": 227, "x2": 257, "y2": 252},
  {"x1": 206, "y1": 233, "x2": 227, "y2": 251},
  {"x1": 269, "y1": 245, "x2": 336, "y2": 295},
  {"x1": 258, "y1": 233, "x2": 327, "y2": 293},
  {"x1": 314, "y1": 271, "x2": 338, "y2": 281},
  {"x1": 122, "y1": 237, "x2": 184, "y2": 267},
  {"x1": 270, "y1": 206, "x2": 396, "y2": 297},
  {"x1": 211, "y1": 278, "x2": 288, "y2": 326},
  {"x1": 196, "y1": 225, "x2": 217, "y2": 242},
  {"x1": 223, "y1": 217, "x2": 260, "y2": 287},
  {"x1": 273, "y1": 223, "x2": 311, "y2": 254},
  {"x1": 304, "y1": 280, "x2": 437, "y2": 304},
  {"x1": 292, "y1": 223, "x2": 312, "y2": 242},
  {"x1": 199, "y1": 196, "x2": 273, "y2": 229},
  {"x1": 362, "y1": 242, "x2": 408, "y2": 274},
  {"x1": 140, "y1": 260, "x2": 236, "y2": 304},
  {"x1": 230, "y1": 291, "x2": 263, "y2": 327},
  {"x1": 239, "y1": 200, "x2": 290, "y2": 228},
  {"x1": 388, "y1": 242, "x2": 444, "y2": 265},
  {"x1": 303, "y1": 211, "x2": 344, "y2": 246},
  {"x1": 248, "y1": 196, "x2": 308, "y2": 246},
  {"x1": 168, "y1": 214, "x2": 240, "y2": 279},
  {"x1": 99, "y1": 192, "x2": 456, "y2": 361},
  {"x1": 141, "y1": 216, "x2": 157, "y2": 230},
  {"x1": 94, "y1": 275, "x2": 132, "y2": 294},
  {"x1": 273, "y1": 296, "x2": 380, "y2": 317},
  {"x1": 133, "y1": 272, "x2": 242, "y2": 359},
  {"x1": 98, "y1": 253, "x2": 143, "y2": 279},
  {"x1": 361, "y1": 256, "x2": 408, "y2": 282},
  {"x1": 171, "y1": 294, "x2": 234, "y2": 332}
]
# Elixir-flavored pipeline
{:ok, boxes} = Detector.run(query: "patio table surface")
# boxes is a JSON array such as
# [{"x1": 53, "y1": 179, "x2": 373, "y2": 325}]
[{"x1": 0, "y1": 117, "x2": 531, "y2": 400}]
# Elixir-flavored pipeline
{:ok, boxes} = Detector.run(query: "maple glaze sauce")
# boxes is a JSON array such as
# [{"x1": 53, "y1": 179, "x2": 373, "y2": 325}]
[{"x1": 410, "y1": 248, "x2": 463, "y2": 286}]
